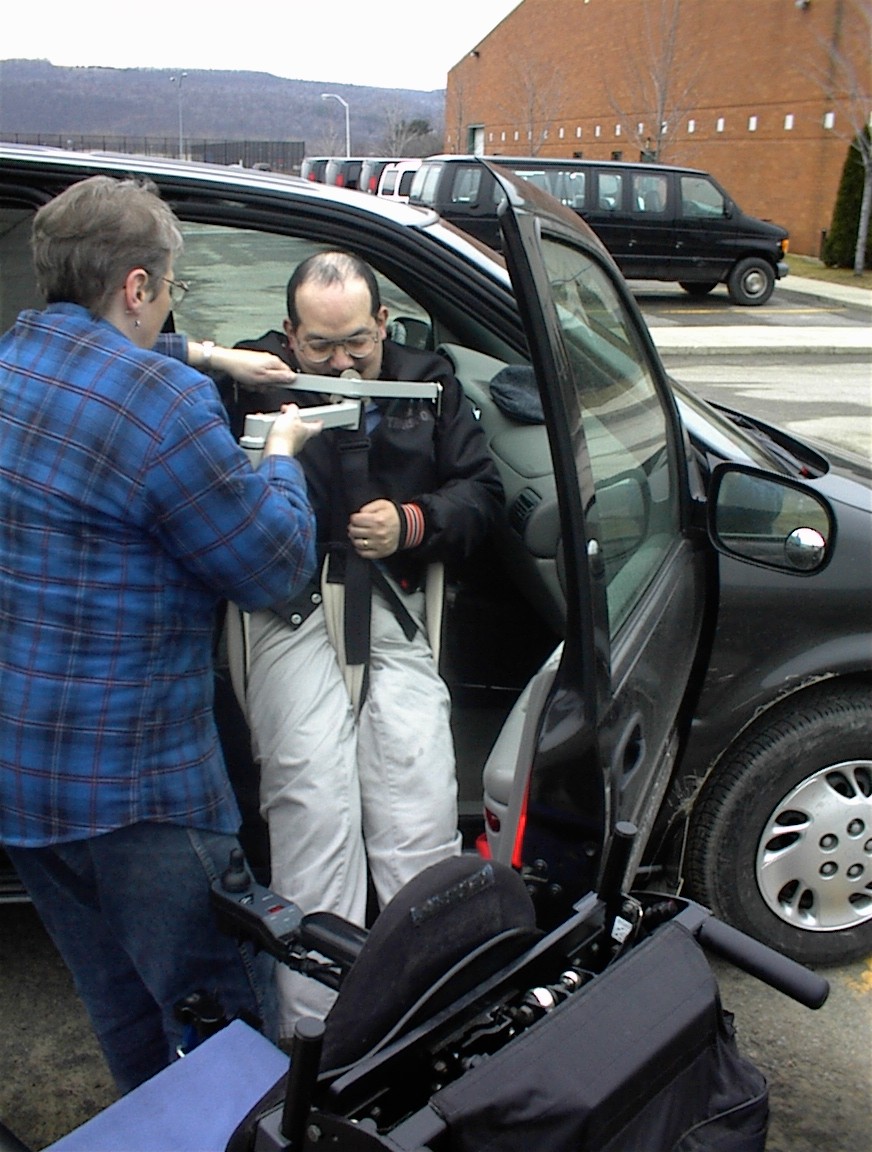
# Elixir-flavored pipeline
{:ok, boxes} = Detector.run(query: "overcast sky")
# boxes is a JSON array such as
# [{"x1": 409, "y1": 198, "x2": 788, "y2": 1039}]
[{"x1": 3, "y1": 1, "x2": 521, "y2": 91}]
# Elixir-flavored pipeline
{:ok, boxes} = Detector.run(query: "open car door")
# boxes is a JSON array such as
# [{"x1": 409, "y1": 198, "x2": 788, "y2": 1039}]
[{"x1": 482, "y1": 165, "x2": 708, "y2": 920}]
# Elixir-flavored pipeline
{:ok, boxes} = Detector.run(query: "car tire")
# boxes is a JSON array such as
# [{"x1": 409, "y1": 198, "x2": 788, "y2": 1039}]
[
  {"x1": 726, "y1": 257, "x2": 775, "y2": 305},
  {"x1": 686, "y1": 684, "x2": 872, "y2": 966},
  {"x1": 679, "y1": 281, "x2": 718, "y2": 297}
]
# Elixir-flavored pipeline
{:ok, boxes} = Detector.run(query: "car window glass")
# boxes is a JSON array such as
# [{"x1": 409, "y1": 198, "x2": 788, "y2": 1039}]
[
  {"x1": 680, "y1": 176, "x2": 725, "y2": 218},
  {"x1": 412, "y1": 163, "x2": 442, "y2": 203},
  {"x1": 632, "y1": 173, "x2": 668, "y2": 214},
  {"x1": 539, "y1": 236, "x2": 679, "y2": 632},
  {"x1": 597, "y1": 172, "x2": 623, "y2": 211},
  {"x1": 451, "y1": 166, "x2": 486, "y2": 205},
  {"x1": 0, "y1": 206, "x2": 42, "y2": 331},
  {"x1": 169, "y1": 223, "x2": 429, "y2": 350}
]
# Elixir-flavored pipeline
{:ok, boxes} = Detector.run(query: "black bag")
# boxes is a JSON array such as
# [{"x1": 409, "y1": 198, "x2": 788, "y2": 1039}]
[{"x1": 431, "y1": 921, "x2": 767, "y2": 1152}]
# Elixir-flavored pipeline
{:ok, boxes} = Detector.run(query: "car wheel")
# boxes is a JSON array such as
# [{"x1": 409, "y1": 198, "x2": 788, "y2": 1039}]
[
  {"x1": 686, "y1": 684, "x2": 872, "y2": 965},
  {"x1": 726, "y1": 257, "x2": 775, "y2": 305},
  {"x1": 679, "y1": 281, "x2": 718, "y2": 297}
]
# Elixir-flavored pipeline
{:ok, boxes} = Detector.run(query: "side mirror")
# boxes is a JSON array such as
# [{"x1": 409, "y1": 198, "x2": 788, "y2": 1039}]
[
  {"x1": 709, "y1": 464, "x2": 832, "y2": 573},
  {"x1": 723, "y1": 199, "x2": 735, "y2": 219}
]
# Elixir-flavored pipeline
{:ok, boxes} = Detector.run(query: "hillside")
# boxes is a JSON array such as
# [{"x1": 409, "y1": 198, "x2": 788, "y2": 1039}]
[{"x1": 0, "y1": 60, "x2": 445, "y2": 155}]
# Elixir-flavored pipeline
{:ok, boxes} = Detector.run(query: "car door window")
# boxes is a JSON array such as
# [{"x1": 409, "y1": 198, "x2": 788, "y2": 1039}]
[
  {"x1": 632, "y1": 173, "x2": 668, "y2": 214},
  {"x1": 540, "y1": 236, "x2": 679, "y2": 632},
  {"x1": 680, "y1": 176, "x2": 725, "y2": 218},
  {"x1": 171, "y1": 223, "x2": 428, "y2": 349},
  {"x1": 0, "y1": 206, "x2": 43, "y2": 331},
  {"x1": 597, "y1": 172, "x2": 623, "y2": 211}
]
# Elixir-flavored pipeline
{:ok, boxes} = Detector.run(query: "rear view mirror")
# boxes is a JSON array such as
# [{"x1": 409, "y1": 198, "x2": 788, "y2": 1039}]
[{"x1": 709, "y1": 465, "x2": 832, "y2": 572}]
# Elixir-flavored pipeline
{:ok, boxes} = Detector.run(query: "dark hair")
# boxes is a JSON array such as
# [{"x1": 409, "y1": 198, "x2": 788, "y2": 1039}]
[
  {"x1": 31, "y1": 175, "x2": 183, "y2": 315},
  {"x1": 285, "y1": 251, "x2": 381, "y2": 327}
]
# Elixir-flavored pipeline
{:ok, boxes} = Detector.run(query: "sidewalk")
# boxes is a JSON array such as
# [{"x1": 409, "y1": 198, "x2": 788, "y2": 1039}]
[{"x1": 645, "y1": 275, "x2": 872, "y2": 357}]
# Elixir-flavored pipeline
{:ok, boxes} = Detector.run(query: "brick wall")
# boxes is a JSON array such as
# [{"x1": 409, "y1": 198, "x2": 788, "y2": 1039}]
[{"x1": 447, "y1": 0, "x2": 871, "y2": 256}]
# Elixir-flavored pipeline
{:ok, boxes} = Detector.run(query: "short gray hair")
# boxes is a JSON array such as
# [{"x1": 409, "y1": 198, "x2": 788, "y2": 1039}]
[{"x1": 31, "y1": 175, "x2": 184, "y2": 315}]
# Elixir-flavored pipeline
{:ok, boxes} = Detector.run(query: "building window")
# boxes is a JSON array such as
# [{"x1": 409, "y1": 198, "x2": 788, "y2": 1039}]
[
  {"x1": 784, "y1": 114, "x2": 795, "y2": 130},
  {"x1": 595, "y1": 125, "x2": 602, "y2": 138},
  {"x1": 514, "y1": 130, "x2": 520, "y2": 141},
  {"x1": 576, "y1": 126, "x2": 582, "y2": 138},
  {"x1": 559, "y1": 127, "x2": 565, "y2": 139},
  {"x1": 688, "y1": 119, "x2": 696, "y2": 133},
  {"x1": 615, "y1": 124, "x2": 622, "y2": 136},
  {"x1": 501, "y1": 131, "x2": 506, "y2": 142},
  {"x1": 748, "y1": 116, "x2": 758, "y2": 131},
  {"x1": 717, "y1": 117, "x2": 725, "y2": 133},
  {"x1": 823, "y1": 111, "x2": 835, "y2": 129}
]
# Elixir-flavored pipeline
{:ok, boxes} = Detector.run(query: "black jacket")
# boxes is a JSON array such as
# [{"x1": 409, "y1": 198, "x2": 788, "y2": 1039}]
[{"x1": 223, "y1": 333, "x2": 504, "y2": 590}]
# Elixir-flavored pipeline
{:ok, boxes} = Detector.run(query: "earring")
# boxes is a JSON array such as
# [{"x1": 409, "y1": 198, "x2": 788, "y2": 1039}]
[{"x1": 134, "y1": 318, "x2": 141, "y2": 328}]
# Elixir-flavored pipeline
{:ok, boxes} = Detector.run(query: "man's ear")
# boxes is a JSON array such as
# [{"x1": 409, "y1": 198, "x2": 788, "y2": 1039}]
[
  {"x1": 282, "y1": 317, "x2": 297, "y2": 347},
  {"x1": 376, "y1": 305, "x2": 389, "y2": 336}
]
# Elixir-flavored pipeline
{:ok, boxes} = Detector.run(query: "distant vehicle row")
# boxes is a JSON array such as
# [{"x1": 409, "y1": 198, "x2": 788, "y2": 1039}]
[
  {"x1": 300, "y1": 156, "x2": 421, "y2": 202},
  {"x1": 300, "y1": 153, "x2": 790, "y2": 305}
]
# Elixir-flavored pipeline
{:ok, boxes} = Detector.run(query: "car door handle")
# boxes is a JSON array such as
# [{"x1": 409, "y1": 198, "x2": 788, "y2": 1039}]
[{"x1": 614, "y1": 715, "x2": 645, "y2": 777}]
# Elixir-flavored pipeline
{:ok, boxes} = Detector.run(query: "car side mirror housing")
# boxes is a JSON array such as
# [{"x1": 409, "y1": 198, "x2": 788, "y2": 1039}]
[{"x1": 709, "y1": 464, "x2": 832, "y2": 573}]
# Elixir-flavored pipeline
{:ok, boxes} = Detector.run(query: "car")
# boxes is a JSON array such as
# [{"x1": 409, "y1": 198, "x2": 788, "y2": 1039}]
[
  {"x1": 0, "y1": 147, "x2": 869, "y2": 967},
  {"x1": 408, "y1": 155, "x2": 790, "y2": 305},
  {"x1": 358, "y1": 157, "x2": 394, "y2": 195},
  {"x1": 299, "y1": 156, "x2": 330, "y2": 183},
  {"x1": 324, "y1": 157, "x2": 364, "y2": 190},
  {"x1": 376, "y1": 158, "x2": 422, "y2": 203}
]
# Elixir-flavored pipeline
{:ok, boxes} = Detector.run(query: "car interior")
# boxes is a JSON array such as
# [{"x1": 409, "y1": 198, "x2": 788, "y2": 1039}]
[{"x1": 0, "y1": 196, "x2": 676, "y2": 859}]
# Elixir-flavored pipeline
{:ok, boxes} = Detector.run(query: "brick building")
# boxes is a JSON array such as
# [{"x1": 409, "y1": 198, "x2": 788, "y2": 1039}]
[{"x1": 445, "y1": 0, "x2": 871, "y2": 256}]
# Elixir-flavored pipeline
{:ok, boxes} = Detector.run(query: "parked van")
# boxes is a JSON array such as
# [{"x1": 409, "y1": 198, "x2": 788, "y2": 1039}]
[
  {"x1": 377, "y1": 158, "x2": 423, "y2": 203},
  {"x1": 300, "y1": 157, "x2": 330, "y2": 183},
  {"x1": 324, "y1": 157, "x2": 364, "y2": 190},
  {"x1": 358, "y1": 157, "x2": 394, "y2": 194},
  {"x1": 409, "y1": 156, "x2": 789, "y2": 305}
]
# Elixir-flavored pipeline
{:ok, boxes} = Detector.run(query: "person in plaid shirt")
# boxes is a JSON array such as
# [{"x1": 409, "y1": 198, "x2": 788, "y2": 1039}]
[{"x1": 0, "y1": 175, "x2": 321, "y2": 1092}]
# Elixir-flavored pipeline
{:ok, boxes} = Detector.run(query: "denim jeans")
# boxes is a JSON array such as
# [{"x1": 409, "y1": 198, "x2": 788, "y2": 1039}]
[{"x1": 7, "y1": 823, "x2": 276, "y2": 1093}]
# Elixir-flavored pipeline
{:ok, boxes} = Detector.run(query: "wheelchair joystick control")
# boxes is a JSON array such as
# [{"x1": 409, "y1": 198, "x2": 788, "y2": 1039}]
[{"x1": 221, "y1": 847, "x2": 253, "y2": 893}]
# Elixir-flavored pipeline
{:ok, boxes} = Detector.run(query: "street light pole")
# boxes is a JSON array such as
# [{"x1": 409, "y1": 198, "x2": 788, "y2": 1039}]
[
  {"x1": 321, "y1": 93, "x2": 351, "y2": 158},
  {"x1": 171, "y1": 72, "x2": 187, "y2": 159}
]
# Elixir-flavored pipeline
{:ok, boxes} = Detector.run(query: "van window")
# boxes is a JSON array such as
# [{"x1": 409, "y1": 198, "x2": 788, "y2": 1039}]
[
  {"x1": 410, "y1": 163, "x2": 442, "y2": 204},
  {"x1": 380, "y1": 168, "x2": 398, "y2": 196},
  {"x1": 597, "y1": 172, "x2": 624, "y2": 212},
  {"x1": 398, "y1": 169, "x2": 417, "y2": 197},
  {"x1": 632, "y1": 173, "x2": 668, "y2": 214},
  {"x1": 680, "y1": 175, "x2": 725, "y2": 219},
  {"x1": 450, "y1": 166, "x2": 487, "y2": 205}
]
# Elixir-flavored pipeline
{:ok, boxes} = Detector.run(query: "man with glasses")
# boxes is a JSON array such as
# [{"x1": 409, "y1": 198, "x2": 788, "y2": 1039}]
[{"x1": 225, "y1": 250, "x2": 504, "y2": 1031}]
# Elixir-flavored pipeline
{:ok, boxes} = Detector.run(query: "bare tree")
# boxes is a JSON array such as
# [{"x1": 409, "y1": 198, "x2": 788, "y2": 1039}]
[
  {"x1": 380, "y1": 104, "x2": 442, "y2": 158},
  {"x1": 606, "y1": 0, "x2": 705, "y2": 162},
  {"x1": 806, "y1": 0, "x2": 872, "y2": 275},
  {"x1": 496, "y1": 56, "x2": 568, "y2": 156}
]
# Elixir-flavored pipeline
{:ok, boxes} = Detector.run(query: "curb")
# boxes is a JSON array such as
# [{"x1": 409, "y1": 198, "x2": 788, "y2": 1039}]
[{"x1": 650, "y1": 328, "x2": 872, "y2": 358}]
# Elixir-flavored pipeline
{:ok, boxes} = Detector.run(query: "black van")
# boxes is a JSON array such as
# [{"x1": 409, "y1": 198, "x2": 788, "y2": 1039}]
[{"x1": 409, "y1": 155, "x2": 789, "y2": 305}]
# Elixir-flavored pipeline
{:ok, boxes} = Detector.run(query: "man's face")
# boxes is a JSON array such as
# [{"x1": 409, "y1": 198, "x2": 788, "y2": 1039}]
[{"x1": 285, "y1": 276, "x2": 388, "y2": 380}]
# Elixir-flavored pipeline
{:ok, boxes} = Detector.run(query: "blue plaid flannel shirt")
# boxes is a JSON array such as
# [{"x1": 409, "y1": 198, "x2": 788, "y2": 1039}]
[{"x1": 0, "y1": 304, "x2": 316, "y2": 845}]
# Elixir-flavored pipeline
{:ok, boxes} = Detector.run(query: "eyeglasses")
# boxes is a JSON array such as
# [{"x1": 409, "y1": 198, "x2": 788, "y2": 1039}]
[
  {"x1": 163, "y1": 277, "x2": 190, "y2": 306},
  {"x1": 297, "y1": 331, "x2": 378, "y2": 364}
]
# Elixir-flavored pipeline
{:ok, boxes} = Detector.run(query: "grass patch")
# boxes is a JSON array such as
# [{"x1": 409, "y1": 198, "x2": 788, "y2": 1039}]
[{"x1": 788, "y1": 253, "x2": 872, "y2": 291}]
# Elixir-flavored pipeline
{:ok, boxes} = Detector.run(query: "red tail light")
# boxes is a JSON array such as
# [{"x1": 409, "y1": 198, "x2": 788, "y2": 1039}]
[{"x1": 511, "y1": 783, "x2": 530, "y2": 869}]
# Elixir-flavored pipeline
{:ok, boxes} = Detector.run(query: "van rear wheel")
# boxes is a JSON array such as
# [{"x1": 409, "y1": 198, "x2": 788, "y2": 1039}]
[
  {"x1": 679, "y1": 281, "x2": 718, "y2": 297},
  {"x1": 727, "y1": 257, "x2": 775, "y2": 305}
]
